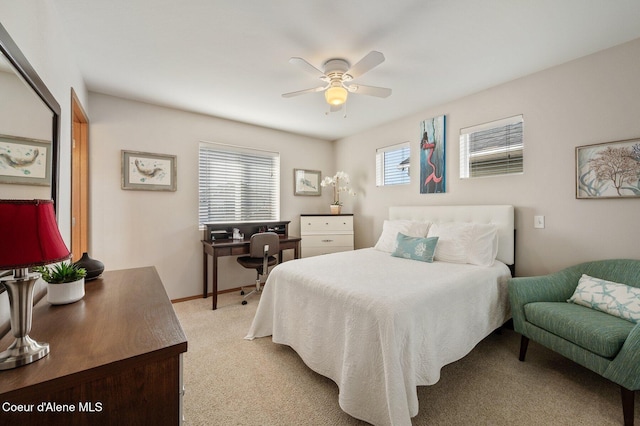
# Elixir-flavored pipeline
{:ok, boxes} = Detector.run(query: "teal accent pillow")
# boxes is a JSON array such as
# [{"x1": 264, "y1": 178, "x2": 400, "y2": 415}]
[
  {"x1": 568, "y1": 274, "x2": 640, "y2": 323},
  {"x1": 391, "y1": 233, "x2": 439, "y2": 263}
]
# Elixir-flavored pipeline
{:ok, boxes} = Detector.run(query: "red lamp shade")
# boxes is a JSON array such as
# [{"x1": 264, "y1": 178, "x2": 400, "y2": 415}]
[{"x1": 0, "y1": 199, "x2": 70, "y2": 270}]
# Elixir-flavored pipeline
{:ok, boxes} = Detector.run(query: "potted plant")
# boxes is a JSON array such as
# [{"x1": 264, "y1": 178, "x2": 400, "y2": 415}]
[
  {"x1": 34, "y1": 262, "x2": 87, "y2": 305},
  {"x1": 320, "y1": 171, "x2": 356, "y2": 214}
]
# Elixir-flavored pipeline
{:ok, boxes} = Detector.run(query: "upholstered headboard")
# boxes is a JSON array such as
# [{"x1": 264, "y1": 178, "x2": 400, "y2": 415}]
[{"x1": 389, "y1": 205, "x2": 515, "y2": 265}]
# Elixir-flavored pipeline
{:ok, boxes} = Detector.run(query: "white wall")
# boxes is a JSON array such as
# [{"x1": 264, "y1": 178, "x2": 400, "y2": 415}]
[
  {"x1": 0, "y1": 71, "x2": 52, "y2": 139},
  {"x1": 88, "y1": 93, "x2": 334, "y2": 299},
  {"x1": 335, "y1": 38, "x2": 640, "y2": 277}
]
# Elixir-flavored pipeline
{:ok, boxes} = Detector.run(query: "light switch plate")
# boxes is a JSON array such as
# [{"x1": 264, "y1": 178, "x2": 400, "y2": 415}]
[{"x1": 534, "y1": 215, "x2": 545, "y2": 229}]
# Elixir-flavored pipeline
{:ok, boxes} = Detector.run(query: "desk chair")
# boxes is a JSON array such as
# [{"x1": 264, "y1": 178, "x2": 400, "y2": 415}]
[{"x1": 237, "y1": 232, "x2": 279, "y2": 305}]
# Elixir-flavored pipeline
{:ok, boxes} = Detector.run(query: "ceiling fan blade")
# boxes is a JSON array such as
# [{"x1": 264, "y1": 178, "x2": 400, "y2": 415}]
[
  {"x1": 346, "y1": 51, "x2": 385, "y2": 79},
  {"x1": 282, "y1": 85, "x2": 327, "y2": 98},
  {"x1": 346, "y1": 84, "x2": 392, "y2": 98},
  {"x1": 289, "y1": 57, "x2": 326, "y2": 78}
]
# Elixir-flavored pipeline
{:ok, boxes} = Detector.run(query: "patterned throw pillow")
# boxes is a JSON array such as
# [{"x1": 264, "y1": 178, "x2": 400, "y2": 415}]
[
  {"x1": 391, "y1": 233, "x2": 438, "y2": 263},
  {"x1": 568, "y1": 274, "x2": 640, "y2": 323}
]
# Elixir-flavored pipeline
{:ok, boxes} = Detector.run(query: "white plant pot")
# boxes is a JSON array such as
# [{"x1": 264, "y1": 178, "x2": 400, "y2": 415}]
[{"x1": 47, "y1": 278, "x2": 85, "y2": 305}]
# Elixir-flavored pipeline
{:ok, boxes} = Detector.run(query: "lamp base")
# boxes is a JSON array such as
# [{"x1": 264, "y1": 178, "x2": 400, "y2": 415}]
[
  {"x1": 0, "y1": 335, "x2": 49, "y2": 370},
  {"x1": 0, "y1": 271, "x2": 50, "y2": 370}
]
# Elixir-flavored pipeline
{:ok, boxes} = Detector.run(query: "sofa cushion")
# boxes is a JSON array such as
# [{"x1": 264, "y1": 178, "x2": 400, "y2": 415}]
[
  {"x1": 568, "y1": 274, "x2": 640, "y2": 323},
  {"x1": 524, "y1": 302, "x2": 635, "y2": 358}
]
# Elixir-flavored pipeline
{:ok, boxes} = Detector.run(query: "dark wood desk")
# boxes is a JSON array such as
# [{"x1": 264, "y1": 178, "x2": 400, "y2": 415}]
[
  {"x1": 202, "y1": 236, "x2": 301, "y2": 309},
  {"x1": 0, "y1": 267, "x2": 188, "y2": 425}
]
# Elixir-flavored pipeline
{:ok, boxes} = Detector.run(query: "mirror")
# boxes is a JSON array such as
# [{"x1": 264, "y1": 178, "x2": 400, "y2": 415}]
[
  {"x1": 0, "y1": 22, "x2": 61, "y2": 210},
  {"x1": 0, "y1": 23, "x2": 61, "y2": 297}
]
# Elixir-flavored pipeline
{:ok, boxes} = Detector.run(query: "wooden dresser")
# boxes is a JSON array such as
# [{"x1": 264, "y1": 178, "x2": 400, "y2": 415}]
[
  {"x1": 300, "y1": 214, "x2": 354, "y2": 257},
  {"x1": 0, "y1": 267, "x2": 188, "y2": 425}
]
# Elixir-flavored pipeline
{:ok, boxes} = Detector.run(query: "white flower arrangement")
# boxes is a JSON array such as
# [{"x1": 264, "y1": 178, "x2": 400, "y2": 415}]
[{"x1": 321, "y1": 171, "x2": 356, "y2": 205}]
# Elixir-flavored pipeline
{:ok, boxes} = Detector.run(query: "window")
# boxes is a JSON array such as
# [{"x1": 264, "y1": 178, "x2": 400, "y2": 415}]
[
  {"x1": 459, "y1": 115, "x2": 523, "y2": 178},
  {"x1": 376, "y1": 142, "x2": 411, "y2": 186},
  {"x1": 198, "y1": 142, "x2": 280, "y2": 225}
]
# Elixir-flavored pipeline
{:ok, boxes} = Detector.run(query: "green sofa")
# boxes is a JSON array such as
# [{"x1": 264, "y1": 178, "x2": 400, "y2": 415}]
[{"x1": 509, "y1": 259, "x2": 640, "y2": 426}]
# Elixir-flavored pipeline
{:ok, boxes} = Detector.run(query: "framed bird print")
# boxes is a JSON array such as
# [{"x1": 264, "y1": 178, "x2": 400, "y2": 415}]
[
  {"x1": 294, "y1": 169, "x2": 321, "y2": 196},
  {"x1": 0, "y1": 134, "x2": 51, "y2": 186},
  {"x1": 121, "y1": 150, "x2": 177, "y2": 191}
]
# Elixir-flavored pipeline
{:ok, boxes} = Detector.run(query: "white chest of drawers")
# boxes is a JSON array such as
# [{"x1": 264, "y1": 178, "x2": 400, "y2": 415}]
[{"x1": 300, "y1": 214, "x2": 354, "y2": 257}]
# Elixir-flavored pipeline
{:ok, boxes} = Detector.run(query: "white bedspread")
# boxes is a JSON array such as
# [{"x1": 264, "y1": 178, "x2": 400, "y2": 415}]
[{"x1": 245, "y1": 248, "x2": 511, "y2": 426}]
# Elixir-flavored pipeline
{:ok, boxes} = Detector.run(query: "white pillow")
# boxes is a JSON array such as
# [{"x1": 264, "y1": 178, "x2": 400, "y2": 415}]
[
  {"x1": 467, "y1": 223, "x2": 499, "y2": 267},
  {"x1": 427, "y1": 222, "x2": 474, "y2": 264},
  {"x1": 568, "y1": 274, "x2": 640, "y2": 323},
  {"x1": 374, "y1": 220, "x2": 431, "y2": 253}
]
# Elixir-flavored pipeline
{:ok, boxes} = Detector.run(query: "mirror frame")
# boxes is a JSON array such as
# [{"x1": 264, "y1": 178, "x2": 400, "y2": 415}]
[{"x1": 0, "y1": 22, "x2": 61, "y2": 212}]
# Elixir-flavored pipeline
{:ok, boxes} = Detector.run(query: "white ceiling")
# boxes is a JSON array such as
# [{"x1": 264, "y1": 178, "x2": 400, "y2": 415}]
[{"x1": 54, "y1": 0, "x2": 640, "y2": 141}]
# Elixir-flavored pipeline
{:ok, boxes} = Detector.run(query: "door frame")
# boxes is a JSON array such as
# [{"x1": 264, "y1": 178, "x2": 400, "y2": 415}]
[{"x1": 71, "y1": 89, "x2": 89, "y2": 261}]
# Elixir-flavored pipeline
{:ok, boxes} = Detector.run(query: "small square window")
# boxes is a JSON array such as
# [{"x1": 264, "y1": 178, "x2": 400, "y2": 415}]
[
  {"x1": 376, "y1": 142, "x2": 410, "y2": 186},
  {"x1": 460, "y1": 115, "x2": 523, "y2": 178}
]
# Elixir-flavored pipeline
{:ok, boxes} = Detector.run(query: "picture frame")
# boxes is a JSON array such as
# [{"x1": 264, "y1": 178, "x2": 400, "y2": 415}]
[
  {"x1": 0, "y1": 134, "x2": 51, "y2": 186},
  {"x1": 294, "y1": 169, "x2": 321, "y2": 196},
  {"x1": 121, "y1": 150, "x2": 177, "y2": 191},
  {"x1": 419, "y1": 115, "x2": 446, "y2": 194},
  {"x1": 576, "y1": 138, "x2": 640, "y2": 199}
]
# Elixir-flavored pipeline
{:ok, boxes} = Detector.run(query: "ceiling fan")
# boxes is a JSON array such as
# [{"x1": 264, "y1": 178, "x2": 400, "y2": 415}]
[{"x1": 282, "y1": 50, "x2": 392, "y2": 112}]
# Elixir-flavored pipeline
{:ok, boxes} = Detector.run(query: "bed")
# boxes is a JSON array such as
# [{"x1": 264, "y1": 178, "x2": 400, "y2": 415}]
[{"x1": 246, "y1": 205, "x2": 515, "y2": 426}]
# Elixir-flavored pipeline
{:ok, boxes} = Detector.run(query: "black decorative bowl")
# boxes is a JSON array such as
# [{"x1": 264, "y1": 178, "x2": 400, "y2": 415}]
[{"x1": 73, "y1": 252, "x2": 105, "y2": 281}]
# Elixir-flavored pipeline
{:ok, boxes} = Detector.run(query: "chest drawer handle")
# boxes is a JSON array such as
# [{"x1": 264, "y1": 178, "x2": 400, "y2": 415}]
[{"x1": 321, "y1": 239, "x2": 334, "y2": 243}]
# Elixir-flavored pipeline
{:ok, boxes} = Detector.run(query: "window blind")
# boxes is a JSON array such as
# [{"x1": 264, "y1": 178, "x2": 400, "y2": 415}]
[
  {"x1": 460, "y1": 115, "x2": 523, "y2": 178},
  {"x1": 198, "y1": 142, "x2": 280, "y2": 225},
  {"x1": 376, "y1": 142, "x2": 411, "y2": 186}
]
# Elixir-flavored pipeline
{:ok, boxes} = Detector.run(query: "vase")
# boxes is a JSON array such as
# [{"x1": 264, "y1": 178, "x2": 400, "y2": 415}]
[
  {"x1": 330, "y1": 205, "x2": 341, "y2": 215},
  {"x1": 74, "y1": 252, "x2": 105, "y2": 281},
  {"x1": 47, "y1": 278, "x2": 85, "y2": 305}
]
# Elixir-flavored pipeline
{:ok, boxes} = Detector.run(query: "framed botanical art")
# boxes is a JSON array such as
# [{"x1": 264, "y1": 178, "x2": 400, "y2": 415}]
[
  {"x1": 294, "y1": 169, "x2": 321, "y2": 196},
  {"x1": 576, "y1": 138, "x2": 640, "y2": 199},
  {"x1": 0, "y1": 134, "x2": 51, "y2": 186},
  {"x1": 121, "y1": 150, "x2": 177, "y2": 191}
]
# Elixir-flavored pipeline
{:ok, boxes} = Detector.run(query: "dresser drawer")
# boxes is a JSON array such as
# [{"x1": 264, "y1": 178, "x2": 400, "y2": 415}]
[
  {"x1": 302, "y1": 234, "x2": 354, "y2": 248},
  {"x1": 301, "y1": 216, "x2": 353, "y2": 233},
  {"x1": 303, "y1": 246, "x2": 352, "y2": 258}
]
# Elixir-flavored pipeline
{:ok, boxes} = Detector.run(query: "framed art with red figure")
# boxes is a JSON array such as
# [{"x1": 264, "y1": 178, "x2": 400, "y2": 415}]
[{"x1": 420, "y1": 115, "x2": 446, "y2": 194}]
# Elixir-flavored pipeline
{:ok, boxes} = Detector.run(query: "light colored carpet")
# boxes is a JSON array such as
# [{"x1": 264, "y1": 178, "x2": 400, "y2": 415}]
[{"x1": 173, "y1": 292, "x2": 638, "y2": 425}]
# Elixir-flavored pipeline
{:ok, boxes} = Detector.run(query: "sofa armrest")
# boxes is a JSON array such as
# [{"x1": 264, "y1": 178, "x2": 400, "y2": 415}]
[
  {"x1": 604, "y1": 322, "x2": 640, "y2": 390},
  {"x1": 509, "y1": 269, "x2": 582, "y2": 334}
]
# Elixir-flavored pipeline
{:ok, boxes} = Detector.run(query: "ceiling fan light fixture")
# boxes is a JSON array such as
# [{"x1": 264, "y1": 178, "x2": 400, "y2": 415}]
[
  {"x1": 283, "y1": 51, "x2": 389, "y2": 111},
  {"x1": 325, "y1": 85, "x2": 348, "y2": 106}
]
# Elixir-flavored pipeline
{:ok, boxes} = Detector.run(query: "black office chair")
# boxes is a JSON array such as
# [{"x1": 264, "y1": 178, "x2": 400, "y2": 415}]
[{"x1": 237, "y1": 232, "x2": 280, "y2": 305}]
